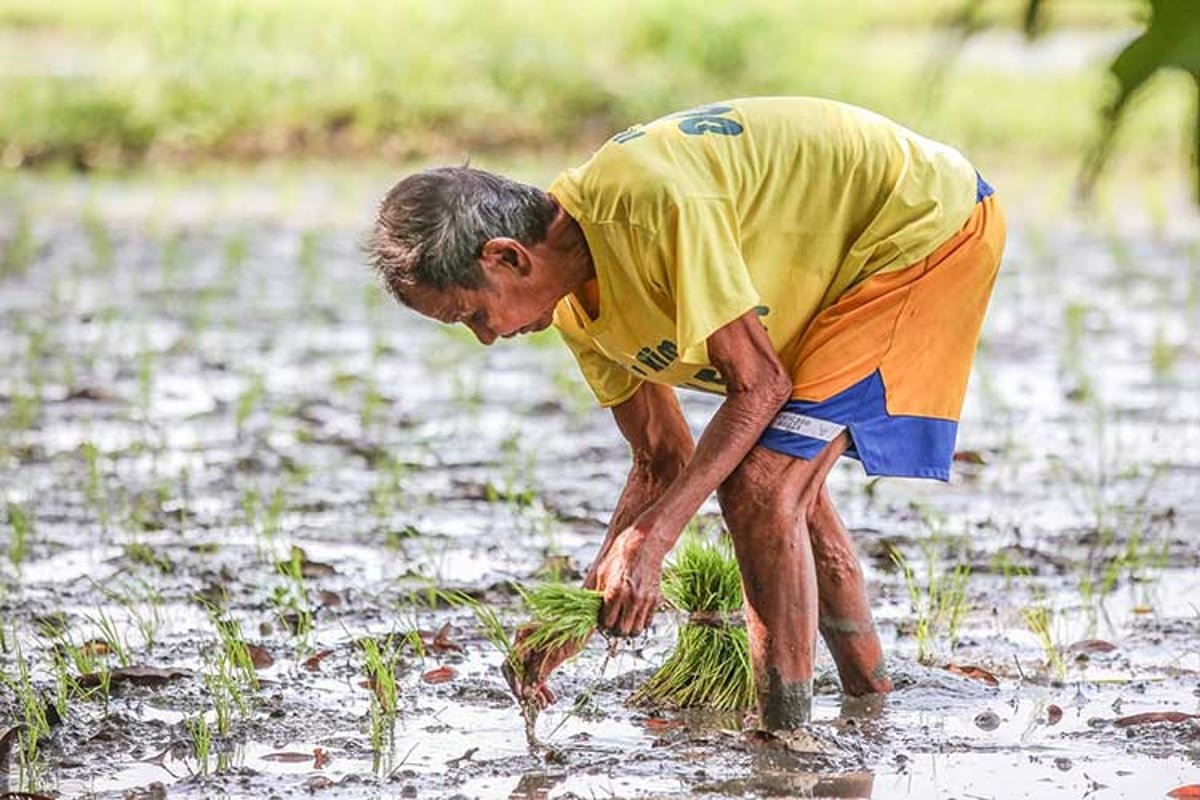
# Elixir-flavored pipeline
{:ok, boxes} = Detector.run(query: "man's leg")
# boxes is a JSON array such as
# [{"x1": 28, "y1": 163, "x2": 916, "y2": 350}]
[
  {"x1": 808, "y1": 486, "x2": 893, "y2": 696},
  {"x1": 717, "y1": 435, "x2": 849, "y2": 730}
]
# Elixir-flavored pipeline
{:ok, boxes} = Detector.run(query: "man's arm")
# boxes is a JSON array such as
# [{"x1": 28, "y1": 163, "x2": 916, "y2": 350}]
[
  {"x1": 593, "y1": 308, "x2": 793, "y2": 635},
  {"x1": 583, "y1": 382, "x2": 695, "y2": 588}
]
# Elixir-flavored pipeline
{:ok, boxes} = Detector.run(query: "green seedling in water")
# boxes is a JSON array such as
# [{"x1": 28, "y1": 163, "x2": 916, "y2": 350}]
[
  {"x1": 0, "y1": 636, "x2": 51, "y2": 787},
  {"x1": 361, "y1": 636, "x2": 403, "y2": 755},
  {"x1": 891, "y1": 546, "x2": 970, "y2": 665},
  {"x1": 86, "y1": 609, "x2": 131, "y2": 668},
  {"x1": 187, "y1": 713, "x2": 212, "y2": 775},
  {"x1": 2, "y1": 210, "x2": 35, "y2": 278},
  {"x1": 234, "y1": 372, "x2": 265, "y2": 436},
  {"x1": 6, "y1": 501, "x2": 32, "y2": 570},
  {"x1": 1021, "y1": 601, "x2": 1066, "y2": 683},
  {"x1": 633, "y1": 531, "x2": 753, "y2": 710},
  {"x1": 271, "y1": 549, "x2": 314, "y2": 650}
]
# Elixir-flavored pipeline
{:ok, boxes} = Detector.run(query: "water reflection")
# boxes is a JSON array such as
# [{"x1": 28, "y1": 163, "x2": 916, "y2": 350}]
[{"x1": 508, "y1": 770, "x2": 564, "y2": 799}]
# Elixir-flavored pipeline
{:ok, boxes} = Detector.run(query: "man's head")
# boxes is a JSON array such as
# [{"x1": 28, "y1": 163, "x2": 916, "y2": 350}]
[{"x1": 366, "y1": 167, "x2": 566, "y2": 344}]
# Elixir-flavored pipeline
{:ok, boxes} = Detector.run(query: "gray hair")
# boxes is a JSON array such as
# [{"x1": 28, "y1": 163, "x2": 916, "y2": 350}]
[{"x1": 365, "y1": 166, "x2": 556, "y2": 304}]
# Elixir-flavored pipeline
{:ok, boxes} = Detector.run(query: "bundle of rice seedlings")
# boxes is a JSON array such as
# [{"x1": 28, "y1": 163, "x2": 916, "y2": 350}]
[
  {"x1": 632, "y1": 531, "x2": 754, "y2": 710},
  {"x1": 515, "y1": 583, "x2": 603, "y2": 655}
]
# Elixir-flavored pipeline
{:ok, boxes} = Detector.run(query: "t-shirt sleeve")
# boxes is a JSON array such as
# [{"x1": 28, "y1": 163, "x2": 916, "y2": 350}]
[
  {"x1": 554, "y1": 316, "x2": 643, "y2": 408},
  {"x1": 659, "y1": 197, "x2": 761, "y2": 364}
]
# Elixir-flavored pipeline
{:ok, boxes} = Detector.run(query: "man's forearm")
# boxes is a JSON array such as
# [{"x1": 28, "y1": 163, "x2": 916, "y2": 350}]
[
  {"x1": 637, "y1": 386, "x2": 788, "y2": 558},
  {"x1": 584, "y1": 452, "x2": 688, "y2": 587}
]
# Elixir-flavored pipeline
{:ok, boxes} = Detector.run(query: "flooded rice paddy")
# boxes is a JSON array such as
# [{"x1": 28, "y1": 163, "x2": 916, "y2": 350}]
[{"x1": 0, "y1": 169, "x2": 1198, "y2": 799}]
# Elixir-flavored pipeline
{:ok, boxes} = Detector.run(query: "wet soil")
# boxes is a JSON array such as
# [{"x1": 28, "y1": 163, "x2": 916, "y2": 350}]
[{"x1": 0, "y1": 169, "x2": 1198, "y2": 799}]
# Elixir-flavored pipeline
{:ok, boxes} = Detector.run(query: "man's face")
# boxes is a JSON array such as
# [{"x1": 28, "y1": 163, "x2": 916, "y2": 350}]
[{"x1": 406, "y1": 269, "x2": 557, "y2": 346}]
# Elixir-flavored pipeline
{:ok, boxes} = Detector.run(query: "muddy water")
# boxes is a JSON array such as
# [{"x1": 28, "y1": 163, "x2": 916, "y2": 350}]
[{"x1": 0, "y1": 168, "x2": 1198, "y2": 799}]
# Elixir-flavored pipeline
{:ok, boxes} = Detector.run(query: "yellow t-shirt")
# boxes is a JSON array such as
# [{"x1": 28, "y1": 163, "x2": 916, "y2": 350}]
[{"x1": 549, "y1": 97, "x2": 979, "y2": 407}]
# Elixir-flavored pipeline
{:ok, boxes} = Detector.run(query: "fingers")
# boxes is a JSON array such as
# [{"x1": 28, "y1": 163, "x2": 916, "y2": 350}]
[{"x1": 600, "y1": 584, "x2": 659, "y2": 638}]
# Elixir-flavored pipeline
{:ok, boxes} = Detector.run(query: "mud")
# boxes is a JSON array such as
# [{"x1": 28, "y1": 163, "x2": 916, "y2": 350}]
[{"x1": 0, "y1": 168, "x2": 1198, "y2": 799}]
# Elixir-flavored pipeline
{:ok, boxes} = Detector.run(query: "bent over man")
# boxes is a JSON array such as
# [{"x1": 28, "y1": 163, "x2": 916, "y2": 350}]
[{"x1": 366, "y1": 97, "x2": 1006, "y2": 729}]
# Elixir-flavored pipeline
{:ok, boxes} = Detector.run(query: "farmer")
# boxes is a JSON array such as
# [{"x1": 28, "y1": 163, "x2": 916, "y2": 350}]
[{"x1": 366, "y1": 97, "x2": 1005, "y2": 729}]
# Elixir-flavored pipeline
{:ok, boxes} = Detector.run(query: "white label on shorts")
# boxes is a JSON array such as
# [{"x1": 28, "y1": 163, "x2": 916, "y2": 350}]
[{"x1": 768, "y1": 411, "x2": 846, "y2": 442}]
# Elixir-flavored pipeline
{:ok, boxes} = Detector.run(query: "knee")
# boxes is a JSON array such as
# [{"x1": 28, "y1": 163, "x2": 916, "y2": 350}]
[{"x1": 718, "y1": 454, "x2": 792, "y2": 526}]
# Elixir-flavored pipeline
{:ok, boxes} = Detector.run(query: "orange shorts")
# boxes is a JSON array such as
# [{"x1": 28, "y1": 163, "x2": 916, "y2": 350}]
[{"x1": 759, "y1": 177, "x2": 1006, "y2": 479}]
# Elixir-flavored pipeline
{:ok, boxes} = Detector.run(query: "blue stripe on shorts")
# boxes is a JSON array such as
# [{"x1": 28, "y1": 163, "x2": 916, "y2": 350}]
[{"x1": 757, "y1": 370, "x2": 959, "y2": 481}]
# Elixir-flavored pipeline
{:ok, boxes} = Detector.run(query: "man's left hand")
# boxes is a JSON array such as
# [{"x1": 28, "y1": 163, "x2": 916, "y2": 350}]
[{"x1": 590, "y1": 524, "x2": 666, "y2": 637}]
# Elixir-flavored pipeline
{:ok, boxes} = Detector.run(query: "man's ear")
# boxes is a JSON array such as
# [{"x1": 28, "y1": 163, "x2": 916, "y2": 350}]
[{"x1": 480, "y1": 238, "x2": 531, "y2": 276}]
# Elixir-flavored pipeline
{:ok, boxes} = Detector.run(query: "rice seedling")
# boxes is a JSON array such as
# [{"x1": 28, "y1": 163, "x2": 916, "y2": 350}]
[
  {"x1": 82, "y1": 208, "x2": 113, "y2": 272},
  {"x1": 209, "y1": 612, "x2": 260, "y2": 692},
  {"x1": 890, "y1": 545, "x2": 971, "y2": 665},
  {"x1": 5, "y1": 501, "x2": 32, "y2": 571},
  {"x1": 271, "y1": 550, "x2": 314, "y2": 650},
  {"x1": 360, "y1": 636, "x2": 402, "y2": 754},
  {"x1": 137, "y1": 343, "x2": 155, "y2": 420},
  {"x1": 516, "y1": 584, "x2": 603, "y2": 655},
  {"x1": 632, "y1": 532, "x2": 753, "y2": 710},
  {"x1": 221, "y1": 233, "x2": 248, "y2": 283},
  {"x1": 234, "y1": 372, "x2": 265, "y2": 436},
  {"x1": 1, "y1": 209, "x2": 34, "y2": 279},
  {"x1": 1021, "y1": 600, "x2": 1067, "y2": 683},
  {"x1": 0, "y1": 635, "x2": 51, "y2": 785},
  {"x1": 86, "y1": 608, "x2": 131, "y2": 668},
  {"x1": 186, "y1": 713, "x2": 212, "y2": 775}
]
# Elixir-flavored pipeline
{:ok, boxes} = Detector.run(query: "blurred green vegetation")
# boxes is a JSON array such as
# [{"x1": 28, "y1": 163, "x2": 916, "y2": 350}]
[{"x1": 0, "y1": 0, "x2": 1189, "y2": 184}]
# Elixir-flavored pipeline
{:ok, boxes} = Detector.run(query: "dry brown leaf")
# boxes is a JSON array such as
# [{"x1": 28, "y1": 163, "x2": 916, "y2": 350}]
[
  {"x1": 303, "y1": 649, "x2": 335, "y2": 672},
  {"x1": 261, "y1": 751, "x2": 317, "y2": 763},
  {"x1": 644, "y1": 718, "x2": 683, "y2": 731},
  {"x1": 1067, "y1": 639, "x2": 1117, "y2": 654},
  {"x1": 1168, "y1": 786, "x2": 1200, "y2": 798},
  {"x1": 246, "y1": 644, "x2": 274, "y2": 669},
  {"x1": 0, "y1": 725, "x2": 25, "y2": 773},
  {"x1": 77, "y1": 665, "x2": 192, "y2": 689},
  {"x1": 952, "y1": 450, "x2": 987, "y2": 465},
  {"x1": 431, "y1": 622, "x2": 464, "y2": 654},
  {"x1": 79, "y1": 638, "x2": 111, "y2": 658},
  {"x1": 316, "y1": 590, "x2": 343, "y2": 607},
  {"x1": 422, "y1": 665, "x2": 456, "y2": 684},
  {"x1": 313, "y1": 747, "x2": 330, "y2": 769},
  {"x1": 1047, "y1": 704, "x2": 1063, "y2": 725},
  {"x1": 943, "y1": 663, "x2": 1000, "y2": 687},
  {"x1": 1114, "y1": 711, "x2": 1200, "y2": 728}
]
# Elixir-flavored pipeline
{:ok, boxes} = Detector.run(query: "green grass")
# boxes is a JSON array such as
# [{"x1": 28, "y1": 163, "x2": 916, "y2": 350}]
[{"x1": 0, "y1": 0, "x2": 1184, "y2": 185}]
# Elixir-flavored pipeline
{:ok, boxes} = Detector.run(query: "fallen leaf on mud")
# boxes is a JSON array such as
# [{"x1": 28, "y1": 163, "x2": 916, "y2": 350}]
[
  {"x1": 303, "y1": 649, "x2": 335, "y2": 672},
  {"x1": 313, "y1": 747, "x2": 330, "y2": 769},
  {"x1": 316, "y1": 590, "x2": 343, "y2": 607},
  {"x1": 943, "y1": 663, "x2": 1000, "y2": 686},
  {"x1": 246, "y1": 644, "x2": 274, "y2": 669},
  {"x1": 1067, "y1": 639, "x2": 1118, "y2": 654},
  {"x1": 262, "y1": 751, "x2": 319, "y2": 764},
  {"x1": 306, "y1": 776, "x2": 334, "y2": 792},
  {"x1": 1047, "y1": 704, "x2": 1063, "y2": 725},
  {"x1": 1168, "y1": 785, "x2": 1200, "y2": 798},
  {"x1": 280, "y1": 547, "x2": 337, "y2": 578},
  {"x1": 1132, "y1": 605, "x2": 1154, "y2": 615},
  {"x1": 64, "y1": 385, "x2": 117, "y2": 402},
  {"x1": 0, "y1": 724, "x2": 25, "y2": 772},
  {"x1": 1114, "y1": 711, "x2": 1200, "y2": 728},
  {"x1": 77, "y1": 665, "x2": 192, "y2": 689},
  {"x1": 80, "y1": 638, "x2": 112, "y2": 658},
  {"x1": 0, "y1": 792, "x2": 57, "y2": 799},
  {"x1": 952, "y1": 450, "x2": 987, "y2": 465},
  {"x1": 430, "y1": 622, "x2": 464, "y2": 654},
  {"x1": 422, "y1": 665, "x2": 456, "y2": 684},
  {"x1": 644, "y1": 718, "x2": 683, "y2": 731}
]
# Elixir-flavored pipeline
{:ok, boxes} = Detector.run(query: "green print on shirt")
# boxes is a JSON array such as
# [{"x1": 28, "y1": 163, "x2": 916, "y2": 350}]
[{"x1": 624, "y1": 306, "x2": 769, "y2": 388}]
